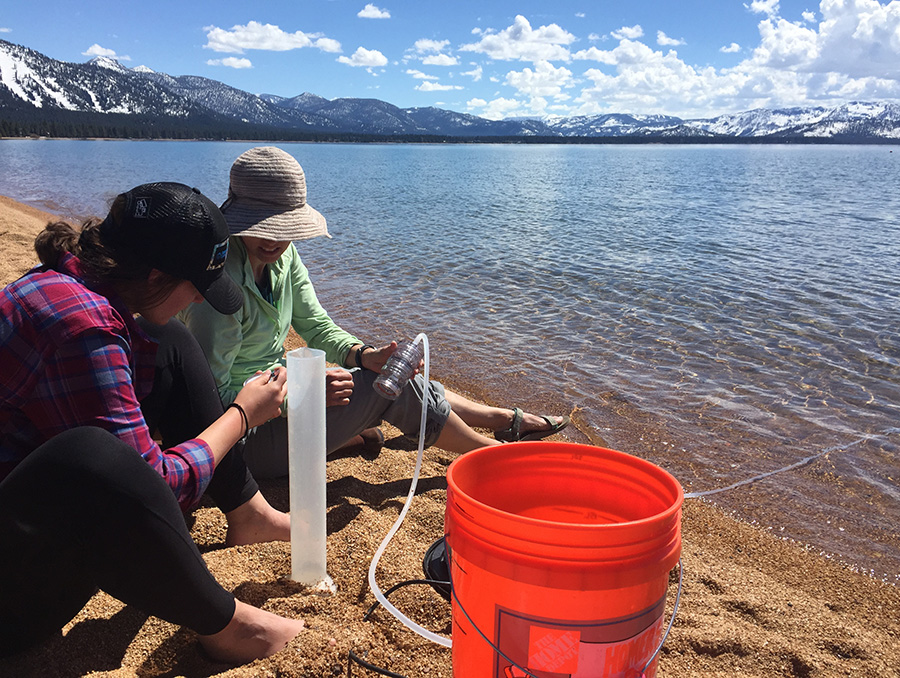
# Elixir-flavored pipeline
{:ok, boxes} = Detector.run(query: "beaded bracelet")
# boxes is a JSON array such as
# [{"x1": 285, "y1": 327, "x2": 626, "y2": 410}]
[{"x1": 226, "y1": 402, "x2": 250, "y2": 444}]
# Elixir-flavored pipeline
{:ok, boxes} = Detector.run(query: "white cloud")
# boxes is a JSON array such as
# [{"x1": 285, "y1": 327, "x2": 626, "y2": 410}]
[
  {"x1": 746, "y1": 0, "x2": 780, "y2": 16},
  {"x1": 657, "y1": 31, "x2": 685, "y2": 47},
  {"x1": 338, "y1": 46, "x2": 388, "y2": 67},
  {"x1": 461, "y1": 64, "x2": 483, "y2": 81},
  {"x1": 575, "y1": 12, "x2": 585, "y2": 18},
  {"x1": 724, "y1": 0, "x2": 900, "y2": 88},
  {"x1": 423, "y1": 53, "x2": 458, "y2": 66},
  {"x1": 611, "y1": 25, "x2": 644, "y2": 40},
  {"x1": 415, "y1": 81, "x2": 463, "y2": 91},
  {"x1": 315, "y1": 38, "x2": 342, "y2": 53},
  {"x1": 532, "y1": 1, "x2": 896, "y2": 118},
  {"x1": 82, "y1": 44, "x2": 131, "y2": 62},
  {"x1": 806, "y1": 0, "x2": 900, "y2": 79},
  {"x1": 468, "y1": 96, "x2": 526, "y2": 120},
  {"x1": 406, "y1": 69, "x2": 438, "y2": 81},
  {"x1": 82, "y1": 44, "x2": 117, "y2": 58},
  {"x1": 0, "y1": 28, "x2": 11, "y2": 33},
  {"x1": 358, "y1": 4, "x2": 390, "y2": 19},
  {"x1": 505, "y1": 60, "x2": 574, "y2": 100},
  {"x1": 802, "y1": 10, "x2": 816, "y2": 23},
  {"x1": 459, "y1": 15, "x2": 576, "y2": 62},
  {"x1": 572, "y1": 46, "x2": 617, "y2": 64},
  {"x1": 414, "y1": 38, "x2": 450, "y2": 53},
  {"x1": 752, "y1": 17, "x2": 819, "y2": 68},
  {"x1": 588, "y1": 32, "x2": 601, "y2": 42},
  {"x1": 204, "y1": 21, "x2": 341, "y2": 54},
  {"x1": 569, "y1": 38, "x2": 746, "y2": 117},
  {"x1": 207, "y1": 57, "x2": 253, "y2": 69}
]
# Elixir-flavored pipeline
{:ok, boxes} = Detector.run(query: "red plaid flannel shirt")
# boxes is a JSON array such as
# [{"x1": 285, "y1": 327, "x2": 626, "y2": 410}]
[{"x1": 0, "y1": 253, "x2": 215, "y2": 510}]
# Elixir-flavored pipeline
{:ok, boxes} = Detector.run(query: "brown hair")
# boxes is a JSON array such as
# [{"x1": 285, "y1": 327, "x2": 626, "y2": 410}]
[{"x1": 34, "y1": 196, "x2": 181, "y2": 313}]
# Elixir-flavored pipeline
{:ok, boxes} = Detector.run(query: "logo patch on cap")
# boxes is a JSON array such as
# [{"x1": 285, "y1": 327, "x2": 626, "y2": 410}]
[
  {"x1": 134, "y1": 197, "x2": 150, "y2": 218},
  {"x1": 207, "y1": 239, "x2": 228, "y2": 271}
]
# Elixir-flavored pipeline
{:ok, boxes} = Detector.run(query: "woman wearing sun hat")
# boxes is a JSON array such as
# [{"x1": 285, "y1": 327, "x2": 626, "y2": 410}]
[
  {"x1": 0, "y1": 183, "x2": 303, "y2": 662},
  {"x1": 179, "y1": 147, "x2": 569, "y2": 478}
]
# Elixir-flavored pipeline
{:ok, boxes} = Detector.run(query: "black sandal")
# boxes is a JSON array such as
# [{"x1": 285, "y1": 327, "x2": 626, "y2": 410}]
[
  {"x1": 494, "y1": 409, "x2": 570, "y2": 442},
  {"x1": 494, "y1": 407, "x2": 524, "y2": 442}
]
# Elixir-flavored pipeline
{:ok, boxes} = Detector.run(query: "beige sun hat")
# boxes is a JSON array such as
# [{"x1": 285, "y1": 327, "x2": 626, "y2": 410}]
[{"x1": 221, "y1": 146, "x2": 331, "y2": 241}]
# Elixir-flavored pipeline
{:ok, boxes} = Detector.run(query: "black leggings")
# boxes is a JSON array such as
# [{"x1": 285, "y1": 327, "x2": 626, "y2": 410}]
[
  {"x1": 0, "y1": 427, "x2": 236, "y2": 656},
  {"x1": 138, "y1": 317, "x2": 257, "y2": 513}
]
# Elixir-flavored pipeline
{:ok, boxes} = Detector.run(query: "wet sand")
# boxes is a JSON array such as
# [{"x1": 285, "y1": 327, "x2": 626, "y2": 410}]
[{"x1": 1, "y1": 195, "x2": 898, "y2": 677}]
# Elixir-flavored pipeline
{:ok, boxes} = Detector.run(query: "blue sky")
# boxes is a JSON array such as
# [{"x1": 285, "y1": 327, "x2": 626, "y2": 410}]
[{"x1": 3, "y1": 0, "x2": 900, "y2": 119}]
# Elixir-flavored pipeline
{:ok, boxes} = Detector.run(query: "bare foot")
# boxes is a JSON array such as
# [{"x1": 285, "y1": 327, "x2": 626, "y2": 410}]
[
  {"x1": 331, "y1": 427, "x2": 384, "y2": 456},
  {"x1": 199, "y1": 599, "x2": 304, "y2": 664},
  {"x1": 225, "y1": 491, "x2": 291, "y2": 546},
  {"x1": 520, "y1": 412, "x2": 567, "y2": 435}
]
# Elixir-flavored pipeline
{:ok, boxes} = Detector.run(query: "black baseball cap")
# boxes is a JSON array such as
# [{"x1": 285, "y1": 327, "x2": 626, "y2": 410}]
[{"x1": 99, "y1": 182, "x2": 242, "y2": 314}]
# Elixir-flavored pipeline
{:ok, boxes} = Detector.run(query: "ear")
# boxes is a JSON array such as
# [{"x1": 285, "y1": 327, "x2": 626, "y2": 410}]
[{"x1": 147, "y1": 268, "x2": 172, "y2": 283}]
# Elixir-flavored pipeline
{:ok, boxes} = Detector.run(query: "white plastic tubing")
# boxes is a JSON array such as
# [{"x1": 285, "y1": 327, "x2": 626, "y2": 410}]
[
  {"x1": 286, "y1": 347, "x2": 332, "y2": 587},
  {"x1": 366, "y1": 333, "x2": 452, "y2": 648}
]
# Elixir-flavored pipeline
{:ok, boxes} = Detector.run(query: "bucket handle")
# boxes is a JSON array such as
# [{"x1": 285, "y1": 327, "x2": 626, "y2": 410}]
[
  {"x1": 449, "y1": 548, "x2": 683, "y2": 678},
  {"x1": 639, "y1": 558, "x2": 683, "y2": 677}
]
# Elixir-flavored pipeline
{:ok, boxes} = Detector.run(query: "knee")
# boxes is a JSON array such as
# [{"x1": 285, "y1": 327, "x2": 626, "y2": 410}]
[
  {"x1": 35, "y1": 426, "x2": 125, "y2": 464},
  {"x1": 35, "y1": 427, "x2": 144, "y2": 481},
  {"x1": 138, "y1": 317, "x2": 202, "y2": 360}
]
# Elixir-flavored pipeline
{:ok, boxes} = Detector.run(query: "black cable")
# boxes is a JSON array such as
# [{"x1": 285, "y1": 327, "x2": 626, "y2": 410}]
[
  {"x1": 347, "y1": 649, "x2": 407, "y2": 678},
  {"x1": 362, "y1": 578, "x2": 451, "y2": 621},
  {"x1": 353, "y1": 578, "x2": 451, "y2": 677}
]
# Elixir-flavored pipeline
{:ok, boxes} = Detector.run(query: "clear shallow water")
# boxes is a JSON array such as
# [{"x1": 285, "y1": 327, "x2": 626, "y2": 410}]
[{"x1": 2, "y1": 140, "x2": 898, "y2": 580}]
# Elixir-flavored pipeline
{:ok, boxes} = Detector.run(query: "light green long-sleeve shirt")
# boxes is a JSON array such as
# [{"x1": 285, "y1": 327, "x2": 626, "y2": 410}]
[{"x1": 179, "y1": 237, "x2": 361, "y2": 407}]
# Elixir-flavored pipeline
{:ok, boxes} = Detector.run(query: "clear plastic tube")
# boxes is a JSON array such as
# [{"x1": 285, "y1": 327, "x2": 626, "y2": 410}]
[
  {"x1": 366, "y1": 333, "x2": 452, "y2": 647},
  {"x1": 374, "y1": 339, "x2": 423, "y2": 400},
  {"x1": 287, "y1": 348, "x2": 332, "y2": 589}
]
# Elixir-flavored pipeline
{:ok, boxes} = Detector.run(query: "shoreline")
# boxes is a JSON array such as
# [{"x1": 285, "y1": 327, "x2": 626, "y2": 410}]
[{"x1": 1, "y1": 194, "x2": 899, "y2": 676}]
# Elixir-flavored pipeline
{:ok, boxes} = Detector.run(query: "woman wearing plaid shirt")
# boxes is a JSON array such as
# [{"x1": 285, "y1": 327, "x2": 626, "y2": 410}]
[{"x1": 0, "y1": 183, "x2": 303, "y2": 663}]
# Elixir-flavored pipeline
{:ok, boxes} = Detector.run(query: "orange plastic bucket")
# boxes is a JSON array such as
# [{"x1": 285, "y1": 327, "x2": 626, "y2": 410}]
[{"x1": 445, "y1": 441, "x2": 683, "y2": 678}]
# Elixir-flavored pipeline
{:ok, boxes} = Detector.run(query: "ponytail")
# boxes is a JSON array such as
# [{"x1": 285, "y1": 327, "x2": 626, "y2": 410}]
[
  {"x1": 31, "y1": 197, "x2": 181, "y2": 313},
  {"x1": 34, "y1": 221, "x2": 84, "y2": 269}
]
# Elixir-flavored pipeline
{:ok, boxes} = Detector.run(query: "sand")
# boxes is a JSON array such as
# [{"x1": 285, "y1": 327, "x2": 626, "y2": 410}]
[{"x1": 1, "y1": 195, "x2": 898, "y2": 677}]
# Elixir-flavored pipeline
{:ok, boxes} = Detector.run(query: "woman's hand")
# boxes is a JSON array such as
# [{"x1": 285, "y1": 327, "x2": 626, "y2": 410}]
[
  {"x1": 326, "y1": 367, "x2": 355, "y2": 407},
  {"x1": 361, "y1": 341, "x2": 420, "y2": 373},
  {"x1": 362, "y1": 341, "x2": 423, "y2": 376},
  {"x1": 234, "y1": 367, "x2": 287, "y2": 428}
]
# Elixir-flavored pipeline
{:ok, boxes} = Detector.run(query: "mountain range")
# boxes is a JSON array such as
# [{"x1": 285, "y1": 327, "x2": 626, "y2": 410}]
[{"x1": 2, "y1": 38, "x2": 900, "y2": 141}]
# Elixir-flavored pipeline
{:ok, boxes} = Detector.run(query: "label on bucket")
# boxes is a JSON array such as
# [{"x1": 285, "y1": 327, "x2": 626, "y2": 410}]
[{"x1": 491, "y1": 599, "x2": 665, "y2": 678}]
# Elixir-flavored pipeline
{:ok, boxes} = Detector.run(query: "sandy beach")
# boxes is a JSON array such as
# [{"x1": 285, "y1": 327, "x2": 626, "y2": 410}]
[{"x1": 1, "y1": 195, "x2": 898, "y2": 678}]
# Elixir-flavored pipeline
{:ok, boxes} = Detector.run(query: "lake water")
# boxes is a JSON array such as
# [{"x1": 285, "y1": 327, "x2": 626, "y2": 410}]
[{"x1": 2, "y1": 139, "x2": 898, "y2": 581}]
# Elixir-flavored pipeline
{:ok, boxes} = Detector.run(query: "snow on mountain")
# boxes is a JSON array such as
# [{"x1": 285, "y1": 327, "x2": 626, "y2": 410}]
[
  {"x1": 88, "y1": 56, "x2": 129, "y2": 73},
  {"x1": 2, "y1": 38, "x2": 900, "y2": 140},
  {"x1": 272, "y1": 92, "x2": 330, "y2": 111},
  {"x1": 258, "y1": 93, "x2": 286, "y2": 105},
  {"x1": 0, "y1": 41, "x2": 77, "y2": 110},
  {"x1": 404, "y1": 107, "x2": 555, "y2": 136},
  {"x1": 688, "y1": 107, "x2": 829, "y2": 136},
  {"x1": 686, "y1": 102, "x2": 900, "y2": 138},
  {"x1": 140, "y1": 73, "x2": 338, "y2": 130},
  {"x1": 543, "y1": 113, "x2": 684, "y2": 137},
  {"x1": 0, "y1": 40, "x2": 217, "y2": 118}
]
